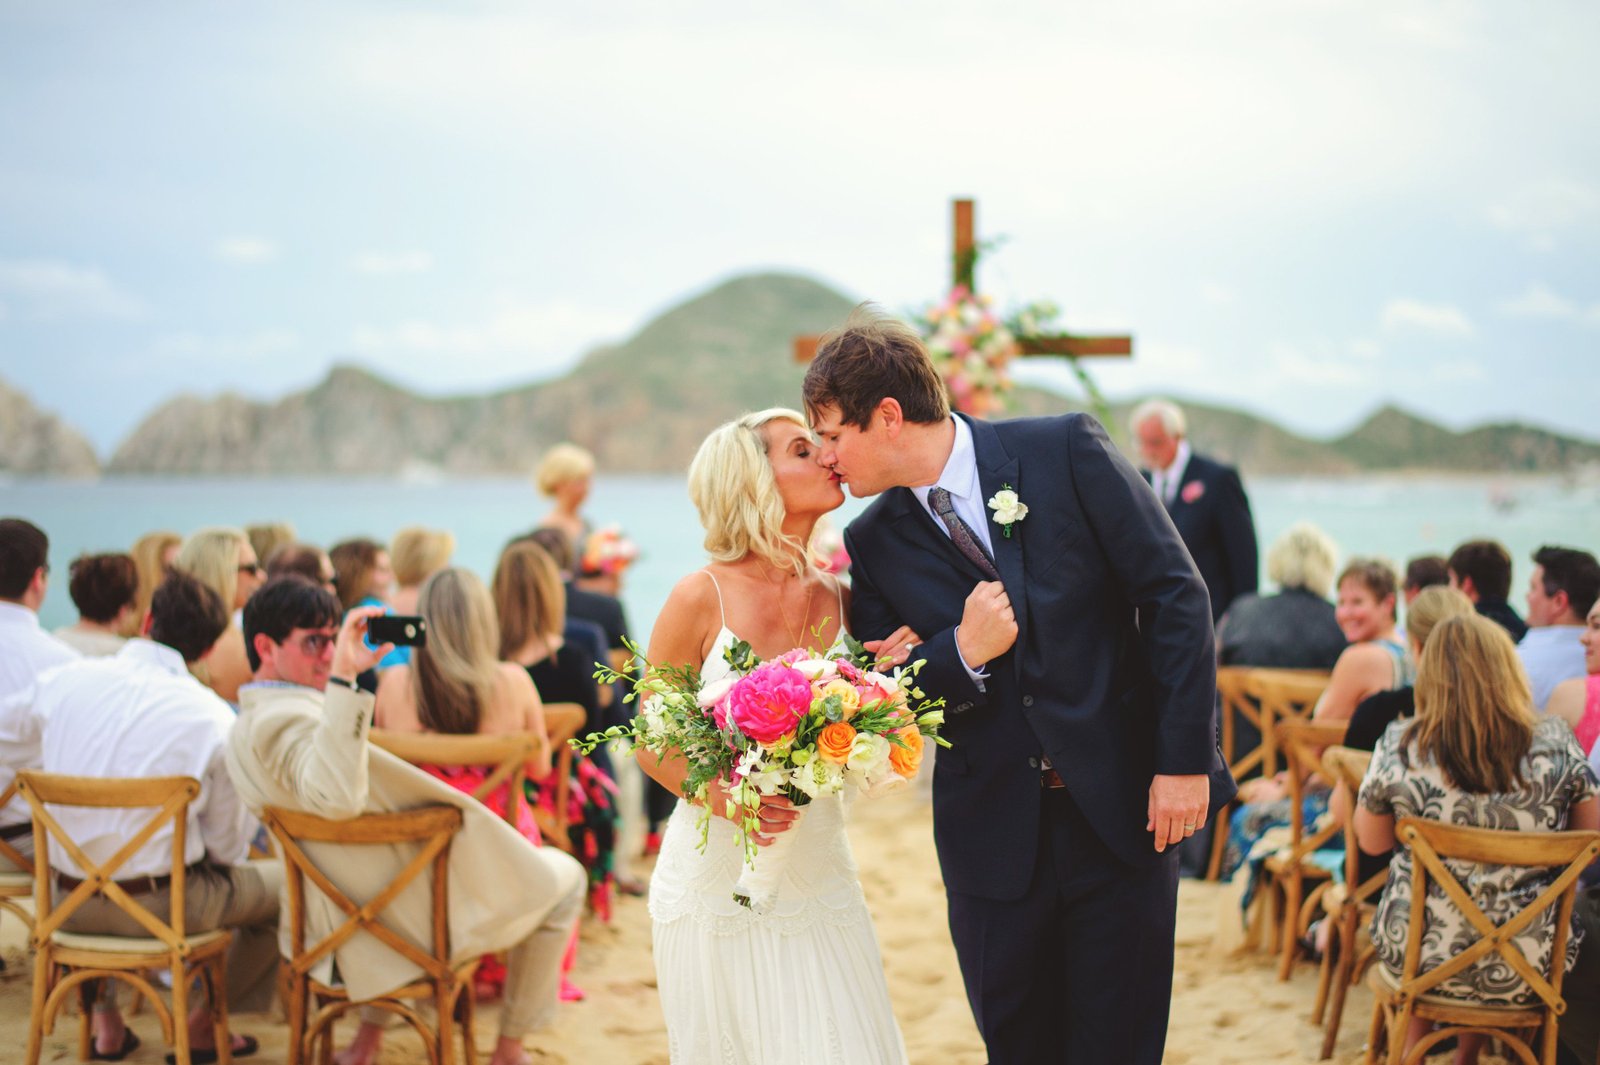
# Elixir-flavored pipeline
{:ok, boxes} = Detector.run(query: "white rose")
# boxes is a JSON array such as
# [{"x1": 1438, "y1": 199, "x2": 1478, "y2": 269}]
[
  {"x1": 988, "y1": 489, "x2": 1028, "y2": 525},
  {"x1": 697, "y1": 676, "x2": 736, "y2": 709},
  {"x1": 846, "y1": 733, "x2": 891, "y2": 774},
  {"x1": 791, "y1": 658, "x2": 839, "y2": 683}
]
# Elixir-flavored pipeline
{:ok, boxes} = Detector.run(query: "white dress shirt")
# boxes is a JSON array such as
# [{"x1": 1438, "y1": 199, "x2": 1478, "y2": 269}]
[
  {"x1": 35, "y1": 639, "x2": 257, "y2": 878},
  {"x1": 1517, "y1": 625, "x2": 1587, "y2": 711},
  {"x1": 911, "y1": 416, "x2": 994, "y2": 682},
  {"x1": 0, "y1": 600, "x2": 80, "y2": 827},
  {"x1": 1149, "y1": 439, "x2": 1193, "y2": 506}
]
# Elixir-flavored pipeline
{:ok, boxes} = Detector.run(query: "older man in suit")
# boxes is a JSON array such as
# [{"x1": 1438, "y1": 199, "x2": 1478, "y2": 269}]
[
  {"x1": 1131, "y1": 399, "x2": 1259, "y2": 622},
  {"x1": 226, "y1": 577, "x2": 584, "y2": 1065}
]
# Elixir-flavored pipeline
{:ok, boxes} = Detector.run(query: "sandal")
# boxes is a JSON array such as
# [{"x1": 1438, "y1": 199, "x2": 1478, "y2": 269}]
[
  {"x1": 166, "y1": 1033, "x2": 259, "y2": 1063},
  {"x1": 90, "y1": 1029, "x2": 140, "y2": 1061}
]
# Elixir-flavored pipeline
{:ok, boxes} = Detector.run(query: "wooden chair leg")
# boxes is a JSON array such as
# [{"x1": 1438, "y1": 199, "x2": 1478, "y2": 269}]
[
  {"x1": 284, "y1": 973, "x2": 306, "y2": 1065},
  {"x1": 208, "y1": 961, "x2": 233, "y2": 1065},
  {"x1": 1278, "y1": 874, "x2": 1303, "y2": 980},
  {"x1": 1311, "y1": 914, "x2": 1336, "y2": 1024},
  {"x1": 1206, "y1": 801, "x2": 1232, "y2": 880},
  {"x1": 460, "y1": 984, "x2": 479, "y2": 1065},
  {"x1": 26, "y1": 953, "x2": 51, "y2": 1065},
  {"x1": 78, "y1": 979, "x2": 94, "y2": 1061},
  {"x1": 171, "y1": 960, "x2": 191, "y2": 1065},
  {"x1": 1319, "y1": 909, "x2": 1358, "y2": 1060}
]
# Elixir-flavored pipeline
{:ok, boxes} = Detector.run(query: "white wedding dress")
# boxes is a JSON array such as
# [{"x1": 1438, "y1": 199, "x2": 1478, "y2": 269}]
[{"x1": 649, "y1": 579, "x2": 908, "y2": 1065}]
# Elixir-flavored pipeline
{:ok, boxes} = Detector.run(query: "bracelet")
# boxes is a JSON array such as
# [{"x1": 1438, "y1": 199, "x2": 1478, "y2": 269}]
[{"x1": 327, "y1": 674, "x2": 360, "y2": 692}]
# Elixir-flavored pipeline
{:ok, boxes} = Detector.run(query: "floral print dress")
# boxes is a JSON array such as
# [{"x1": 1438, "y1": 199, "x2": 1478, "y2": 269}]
[{"x1": 1358, "y1": 716, "x2": 1599, "y2": 1004}]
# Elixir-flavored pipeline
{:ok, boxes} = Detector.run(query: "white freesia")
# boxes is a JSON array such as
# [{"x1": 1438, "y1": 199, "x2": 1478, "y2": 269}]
[
  {"x1": 988, "y1": 488, "x2": 1028, "y2": 526},
  {"x1": 790, "y1": 658, "x2": 839, "y2": 683},
  {"x1": 846, "y1": 733, "x2": 891, "y2": 774},
  {"x1": 696, "y1": 676, "x2": 736, "y2": 709},
  {"x1": 746, "y1": 763, "x2": 787, "y2": 795}
]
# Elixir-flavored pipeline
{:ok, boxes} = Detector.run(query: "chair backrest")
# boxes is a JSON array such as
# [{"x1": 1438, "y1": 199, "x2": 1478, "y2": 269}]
[
  {"x1": 0, "y1": 779, "x2": 33, "y2": 875},
  {"x1": 261, "y1": 804, "x2": 464, "y2": 985},
  {"x1": 1276, "y1": 720, "x2": 1347, "y2": 856},
  {"x1": 540, "y1": 703, "x2": 586, "y2": 753},
  {"x1": 1246, "y1": 669, "x2": 1331, "y2": 776},
  {"x1": 1216, "y1": 666, "x2": 1256, "y2": 775},
  {"x1": 1321, "y1": 745, "x2": 1384, "y2": 901},
  {"x1": 1393, "y1": 817, "x2": 1600, "y2": 1011},
  {"x1": 369, "y1": 729, "x2": 541, "y2": 829},
  {"x1": 16, "y1": 770, "x2": 201, "y2": 950}
]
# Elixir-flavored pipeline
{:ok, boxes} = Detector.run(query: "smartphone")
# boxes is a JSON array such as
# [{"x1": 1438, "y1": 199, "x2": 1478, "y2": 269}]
[{"x1": 367, "y1": 615, "x2": 427, "y2": 647}]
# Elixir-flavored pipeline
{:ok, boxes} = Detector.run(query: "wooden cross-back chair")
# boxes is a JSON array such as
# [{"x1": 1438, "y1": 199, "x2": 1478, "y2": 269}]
[
  {"x1": 1264, "y1": 719, "x2": 1348, "y2": 981},
  {"x1": 17, "y1": 771, "x2": 235, "y2": 1065},
  {"x1": 368, "y1": 729, "x2": 542, "y2": 832},
  {"x1": 1313, "y1": 745, "x2": 1383, "y2": 1059},
  {"x1": 537, "y1": 704, "x2": 588, "y2": 854},
  {"x1": 1247, "y1": 669, "x2": 1332, "y2": 778},
  {"x1": 1206, "y1": 667, "x2": 1259, "y2": 879},
  {"x1": 0, "y1": 779, "x2": 36, "y2": 936},
  {"x1": 261, "y1": 804, "x2": 476, "y2": 1065},
  {"x1": 1365, "y1": 819, "x2": 1600, "y2": 1065}
]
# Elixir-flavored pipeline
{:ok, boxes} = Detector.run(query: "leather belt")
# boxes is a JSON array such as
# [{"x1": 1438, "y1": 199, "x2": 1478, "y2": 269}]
[
  {"x1": 55, "y1": 871, "x2": 173, "y2": 897},
  {"x1": 0, "y1": 822, "x2": 30, "y2": 841}
]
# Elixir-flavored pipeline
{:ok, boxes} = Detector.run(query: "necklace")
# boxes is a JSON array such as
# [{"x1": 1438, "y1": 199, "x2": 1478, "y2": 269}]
[{"x1": 758, "y1": 561, "x2": 815, "y2": 649}]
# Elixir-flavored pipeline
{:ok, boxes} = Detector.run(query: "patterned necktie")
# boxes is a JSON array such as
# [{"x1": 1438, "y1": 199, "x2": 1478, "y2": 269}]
[{"x1": 928, "y1": 486, "x2": 1000, "y2": 580}]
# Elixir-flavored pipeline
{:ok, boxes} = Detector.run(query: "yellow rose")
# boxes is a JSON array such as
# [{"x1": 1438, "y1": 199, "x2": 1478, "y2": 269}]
[
  {"x1": 888, "y1": 727, "x2": 924, "y2": 779},
  {"x1": 820, "y1": 679, "x2": 862, "y2": 719},
  {"x1": 817, "y1": 721, "x2": 858, "y2": 765}
]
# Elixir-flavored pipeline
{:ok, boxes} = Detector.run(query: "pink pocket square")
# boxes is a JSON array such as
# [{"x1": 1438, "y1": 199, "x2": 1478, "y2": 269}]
[{"x1": 1181, "y1": 481, "x2": 1205, "y2": 504}]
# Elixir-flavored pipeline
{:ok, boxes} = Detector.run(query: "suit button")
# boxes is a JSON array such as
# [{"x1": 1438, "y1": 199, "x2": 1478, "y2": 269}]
[
  {"x1": 955, "y1": 702, "x2": 973, "y2": 713},
  {"x1": 1022, "y1": 695, "x2": 1035, "y2": 708},
  {"x1": 1027, "y1": 756, "x2": 1039, "y2": 769}
]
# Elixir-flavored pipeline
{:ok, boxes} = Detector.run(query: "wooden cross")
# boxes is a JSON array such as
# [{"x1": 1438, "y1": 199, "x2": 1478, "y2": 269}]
[{"x1": 793, "y1": 198, "x2": 1134, "y2": 363}]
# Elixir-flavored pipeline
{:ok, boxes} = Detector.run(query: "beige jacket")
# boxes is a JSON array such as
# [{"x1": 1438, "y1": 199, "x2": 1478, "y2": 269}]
[{"x1": 226, "y1": 683, "x2": 583, "y2": 1000}]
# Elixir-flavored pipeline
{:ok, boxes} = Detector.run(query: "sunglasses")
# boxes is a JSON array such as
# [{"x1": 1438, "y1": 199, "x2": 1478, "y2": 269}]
[{"x1": 290, "y1": 632, "x2": 336, "y2": 655}]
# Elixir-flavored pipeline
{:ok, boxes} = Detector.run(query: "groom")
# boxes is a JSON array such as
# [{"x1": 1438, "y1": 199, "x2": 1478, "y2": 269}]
[{"x1": 804, "y1": 308, "x2": 1235, "y2": 1064}]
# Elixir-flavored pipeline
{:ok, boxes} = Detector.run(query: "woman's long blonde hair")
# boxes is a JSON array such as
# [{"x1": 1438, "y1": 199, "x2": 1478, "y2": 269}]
[
  {"x1": 174, "y1": 527, "x2": 247, "y2": 613},
  {"x1": 129, "y1": 530, "x2": 182, "y2": 635},
  {"x1": 412, "y1": 567, "x2": 502, "y2": 736},
  {"x1": 688, "y1": 408, "x2": 813, "y2": 576},
  {"x1": 1405, "y1": 612, "x2": 1536, "y2": 794},
  {"x1": 493, "y1": 540, "x2": 566, "y2": 660}
]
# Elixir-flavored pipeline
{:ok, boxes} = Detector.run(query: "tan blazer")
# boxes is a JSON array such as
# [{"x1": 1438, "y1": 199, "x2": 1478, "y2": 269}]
[{"x1": 226, "y1": 683, "x2": 584, "y2": 1001}]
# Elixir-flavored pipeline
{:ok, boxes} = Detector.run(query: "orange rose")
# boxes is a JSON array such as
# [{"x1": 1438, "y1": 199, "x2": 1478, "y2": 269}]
[
  {"x1": 816, "y1": 721, "x2": 857, "y2": 765},
  {"x1": 888, "y1": 726, "x2": 924, "y2": 778}
]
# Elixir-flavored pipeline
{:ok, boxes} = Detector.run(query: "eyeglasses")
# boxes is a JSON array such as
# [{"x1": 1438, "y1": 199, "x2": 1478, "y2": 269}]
[{"x1": 291, "y1": 632, "x2": 336, "y2": 655}]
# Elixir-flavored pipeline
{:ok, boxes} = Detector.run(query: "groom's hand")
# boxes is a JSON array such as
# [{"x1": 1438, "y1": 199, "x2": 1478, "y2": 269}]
[
  {"x1": 863, "y1": 626, "x2": 923, "y2": 669},
  {"x1": 955, "y1": 582, "x2": 1018, "y2": 668},
  {"x1": 1147, "y1": 774, "x2": 1209, "y2": 852}
]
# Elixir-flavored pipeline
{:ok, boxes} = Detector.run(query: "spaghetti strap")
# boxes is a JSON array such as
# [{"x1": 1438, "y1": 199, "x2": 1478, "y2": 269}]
[
  {"x1": 701, "y1": 569, "x2": 727, "y2": 629},
  {"x1": 832, "y1": 574, "x2": 846, "y2": 627}
]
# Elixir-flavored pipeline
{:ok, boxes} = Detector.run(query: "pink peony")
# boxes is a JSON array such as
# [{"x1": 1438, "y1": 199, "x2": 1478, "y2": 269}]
[
  {"x1": 718, "y1": 662, "x2": 812, "y2": 746},
  {"x1": 835, "y1": 659, "x2": 864, "y2": 684}
]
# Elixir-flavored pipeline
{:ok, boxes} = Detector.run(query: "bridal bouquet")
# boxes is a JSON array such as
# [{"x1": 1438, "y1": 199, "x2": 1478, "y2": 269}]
[{"x1": 574, "y1": 633, "x2": 948, "y2": 911}]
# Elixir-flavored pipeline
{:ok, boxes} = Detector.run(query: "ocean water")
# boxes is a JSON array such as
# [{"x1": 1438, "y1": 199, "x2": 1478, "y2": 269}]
[{"x1": 6, "y1": 473, "x2": 1598, "y2": 635}]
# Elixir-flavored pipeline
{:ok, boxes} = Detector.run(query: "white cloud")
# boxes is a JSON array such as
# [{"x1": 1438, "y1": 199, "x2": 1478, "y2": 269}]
[
  {"x1": 1348, "y1": 339, "x2": 1381, "y2": 361},
  {"x1": 1496, "y1": 283, "x2": 1574, "y2": 319},
  {"x1": 1488, "y1": 178, "x2": 1600, "y2": 251},
  {"x1": 351, "y1": 250, "x2": 433, "y2": 275},
  {"x1": 152, "y1": 328, "x2": 301, "y2": 360},
  {"x1": 349, "y1": 297, "x2": 635, "y2": 379},
  {"x1": 216, "y1": 237, "x2": 279, "y2": 264},
  {"x1": 1380, "y1": 298, "x2": 1474, "y2": 338},
  {"x1": 1268, "y1": 342, "x2": 1371, "y2": 387},
  {"x1": 0, "y1": 259, "x2": 145, "y2": 319},
  {"x1": 1430, "y1": 359, "x2": 1487, "y2": 382}
]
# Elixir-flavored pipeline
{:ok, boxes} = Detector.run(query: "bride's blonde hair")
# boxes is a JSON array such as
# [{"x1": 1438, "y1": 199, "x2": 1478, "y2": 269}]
[{"x1": 688, "y1": 409, "x2": 815, "y2": 577}]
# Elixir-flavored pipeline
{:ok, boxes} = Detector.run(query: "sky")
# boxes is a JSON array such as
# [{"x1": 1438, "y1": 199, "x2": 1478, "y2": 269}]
[{"x1": 2, "y1": 1, "x2": 1598, "y2": 456}]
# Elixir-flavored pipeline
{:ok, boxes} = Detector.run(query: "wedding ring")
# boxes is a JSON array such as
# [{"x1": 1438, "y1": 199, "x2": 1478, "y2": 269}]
[{"x1": 1183, "y1": 822, "x2": 1197, "y2": 831}]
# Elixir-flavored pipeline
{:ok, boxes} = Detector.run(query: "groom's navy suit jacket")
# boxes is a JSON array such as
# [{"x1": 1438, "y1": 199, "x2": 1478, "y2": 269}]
[{"x1": 845, "y1": 413, "x2": 1236, "y2": 901}]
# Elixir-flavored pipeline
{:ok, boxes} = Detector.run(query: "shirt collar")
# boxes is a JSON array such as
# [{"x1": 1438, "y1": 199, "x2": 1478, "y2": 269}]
[
  {"x1": 912, "y1": 416, "x2": 981, "y2": 508},
  {"x1": 118, "y1": 638, "x2": 190, "y2": 677},
  {"x1": 1165, "y1": 439, "x2": 1193, "y2": 482},
  {"x1": 240, "y1": 679, "x2": 315, "y2": 693},
  {"x1": 0, "y1": 600, "x2": 41, "y2": 630}
]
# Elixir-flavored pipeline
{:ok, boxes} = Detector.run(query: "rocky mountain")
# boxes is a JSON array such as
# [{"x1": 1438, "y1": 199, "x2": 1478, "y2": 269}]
[
  {"x1": 0, "y1": 377, "x2": 100, "y2": 476},
  {"x1": 84, "y1": 270, "x2": 1600, "y2": 477}
]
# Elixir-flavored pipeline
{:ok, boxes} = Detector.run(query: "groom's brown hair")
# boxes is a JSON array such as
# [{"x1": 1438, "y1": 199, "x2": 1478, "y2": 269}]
[{"x1": 802, "y1": 304, "x2": 949, "y2": 429}]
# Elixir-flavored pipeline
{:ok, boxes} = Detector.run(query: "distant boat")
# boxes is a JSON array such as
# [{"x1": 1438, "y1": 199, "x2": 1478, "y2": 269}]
[{"x1": 1488, "y1": 485, "x2": 1518, "y2": 514}]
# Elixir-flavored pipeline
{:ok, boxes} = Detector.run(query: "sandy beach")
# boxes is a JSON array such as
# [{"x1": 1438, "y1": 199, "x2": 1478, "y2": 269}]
[{"x1": 3, "y1": 787, "x2": 1467, "y2": 1065}]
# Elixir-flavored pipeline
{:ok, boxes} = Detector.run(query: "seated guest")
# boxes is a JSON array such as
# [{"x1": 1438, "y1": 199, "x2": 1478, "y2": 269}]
[
  {"x1": 129, "y1": 529, "x2": 182, "y2": 636},
  {"x1": 381, "y1": 526, "x2": 455, "y2": 668},
  {"x1": 1517, "y1": 544, "x2": 1600, "y2": 711},
  {"x1": 1343, "y1": 586, "x2": 1475, "y2": 751},
  {"x1": 235, "y1": 577, "x2": 584, "y2": 1065},
  {"x1": 494, "y1": 541, "x2": 620, "y2": 917},
  {"x1": 1548, "y1": 595, "x2": 1600, "y2": 756},
  {"x1": 329, "y1": 536, "x2": 393, "y2": 613},
  {"x1": 524, "y1": 526, "x2": 629, "y2": 659},
  {"x1": 1402, "y1": 554, "x2": 1449, "y2": 606},
  {"x1": 174, "y1": 526, "x2": 264, "y2": 703},
  {"x1": 0, "y1": 517, "x2": 78, "y2": 869},
  {"x1": 35, "y1": 571, "x2": 275, "y2": 1060},
  {"x1": 244, "y1": 522, "x2": 295, "y2": 571},
  {"x1": 265, "y1": 541, "x2": 337, "y2": 592},
  {"x1": 53, "y1": 552, "x2": 139, "y2": 656},
  {"x1": 1356, "y1": 613, "x2": 1599, "y2": 1065},
  {"x1": 533, "y1": 443, "x2": 596, "y2": 564},
  {"x1": 1217, "y1": 521, "x2": 1346, "y2": 671},
  {"x1": 1448, "y1": 538, "x2": 1527, "y2": 641}
]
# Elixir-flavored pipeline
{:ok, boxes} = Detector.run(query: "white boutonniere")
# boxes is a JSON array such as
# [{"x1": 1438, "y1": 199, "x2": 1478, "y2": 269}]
[{"x1": 987, "y1": 484, "x2": 1028, "y2": 538}]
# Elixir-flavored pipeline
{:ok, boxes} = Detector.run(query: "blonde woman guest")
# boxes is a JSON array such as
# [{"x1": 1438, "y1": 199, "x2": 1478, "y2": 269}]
[
  {"x1": 128, "y1": 530, "x2": 182, "y2": 636},
  {"x1": 329, "y1": 537, "x2": 393, "y2": 614},
  {"x1": 54, "y1": 553, "x2": 139, "y2": 656},
  {"x1": 244, "y1": 522, "x2": 295, "y2": 571},
  {"x1": 533, "y1": 443, "x2": 595, "y2": 561},
  {"x1": 1356, "y1": 613, "x2": 1599, "y2": 1064},
  {"x1": 1217, "y1": 521, "x2": 1346, "y2": 672},
  {"x1": 640, "y1": 409, "x2": 918, "y2": 1064},
  {"x1": 174, "y1": 527, "x2": 263, "y2": 703},
  {"x1": 390, "y1": 526, "x2": 455, "y2": 616},
  {"x1": 1548, "y1": 596, "x2": 1600, "y2": 756},
  {"x1": 1342, "y1": 585, "x2": 1476, "y2": 752}
]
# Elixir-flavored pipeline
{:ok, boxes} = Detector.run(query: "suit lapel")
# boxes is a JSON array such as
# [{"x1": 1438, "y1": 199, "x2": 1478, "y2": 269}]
[
  {"x1": 964, "y1": 416, "x2": 1030, "y2": 673},
  {"x1": 885, "y1": 487, "x2": 990, "y2": 583}
]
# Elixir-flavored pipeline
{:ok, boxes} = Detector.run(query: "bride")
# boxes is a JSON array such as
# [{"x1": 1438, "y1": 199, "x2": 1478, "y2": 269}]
[{"x1": 639, "y1": 408, "x2": 918, "y2": 1065}]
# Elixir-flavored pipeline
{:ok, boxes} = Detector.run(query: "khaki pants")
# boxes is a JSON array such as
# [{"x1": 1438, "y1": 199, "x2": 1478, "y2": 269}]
[
  {"x1": 61, "y1": 859, "x2": 284, "y2": 1013},
  {"x1": 0, "y1": 827, "x2": 33, "y2": 872}
]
